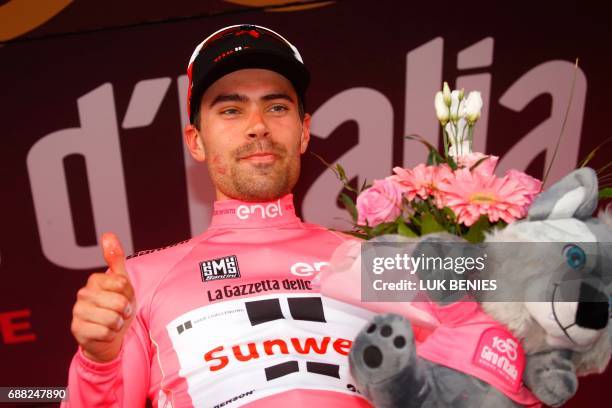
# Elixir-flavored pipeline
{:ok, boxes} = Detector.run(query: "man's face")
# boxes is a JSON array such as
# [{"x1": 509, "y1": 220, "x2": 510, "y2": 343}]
[{"x1": 185, "y1": 68, "x2": 311, "y2": 202}]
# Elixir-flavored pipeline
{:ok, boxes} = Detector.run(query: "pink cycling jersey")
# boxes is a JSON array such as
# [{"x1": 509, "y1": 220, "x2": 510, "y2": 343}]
[{"x1": 63, "y1": 194, "x2": 374, "y2": 408}]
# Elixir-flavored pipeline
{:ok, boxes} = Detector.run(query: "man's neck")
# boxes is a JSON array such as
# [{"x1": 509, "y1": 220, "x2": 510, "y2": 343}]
[{"x1": 214, "y1": 189, "x2": 288, "y2": 203}]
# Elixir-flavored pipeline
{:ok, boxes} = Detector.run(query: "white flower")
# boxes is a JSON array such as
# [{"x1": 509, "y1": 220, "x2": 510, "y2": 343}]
[
  {"x1": 448, "y1": 140, "x2": 472, "y2": 158},
  {"x1": 443, "y1": 82, "x2": 452, "y2": 106},
  {"x1": 449, "y1": 90, "x2": 465, "y2": 124},
  {"x1": 465, "y1": 91, "x2": 483, "y2": 124},
  {"x1": 445, "y1": 118, "x2": 468, "y2": 154},
  {"x1": 435, "y1": 91, "x2": 450, "y2": 125},
  {"x1": 458, "y1": 99, "x2": 467, "y2": 119}
]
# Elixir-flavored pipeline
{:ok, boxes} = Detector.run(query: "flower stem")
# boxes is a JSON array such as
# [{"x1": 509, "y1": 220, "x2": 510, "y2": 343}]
[
  {"x1": 468, "y1": 125, "x2": 474, "y2": 152},
  {"x1": 543, "y1": 58, "x2": 579, "y2": 185},
  {"x1": 596, "y1": 160, "x2": 612, "y2": 175},
  {"x1": 443, "y1": 125, "x2": 449, "y2": 159}
]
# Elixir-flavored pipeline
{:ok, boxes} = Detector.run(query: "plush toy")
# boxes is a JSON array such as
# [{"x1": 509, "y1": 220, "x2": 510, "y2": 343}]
[{"x1": 335, "y1": 168, "x2": 612, "y2": 407}]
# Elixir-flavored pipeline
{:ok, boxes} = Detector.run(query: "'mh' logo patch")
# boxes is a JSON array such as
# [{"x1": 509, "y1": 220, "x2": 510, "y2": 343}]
[{"x1": 200, "y1": 256, "x2": 241, "y2": 282}]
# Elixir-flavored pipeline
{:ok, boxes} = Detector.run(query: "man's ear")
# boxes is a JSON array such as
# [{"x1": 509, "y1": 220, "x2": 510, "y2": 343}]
[
  {"x1": 300, "y1": 113, "x2": 311, "y2": 154},
  {"x1": 184, "y1": 124, "x2": 206, "y2": 162}
]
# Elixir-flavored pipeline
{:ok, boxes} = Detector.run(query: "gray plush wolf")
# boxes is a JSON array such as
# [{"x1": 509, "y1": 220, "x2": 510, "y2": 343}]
[{"x1": 349, "y1": 168, "x2": 612, "y2": 407}]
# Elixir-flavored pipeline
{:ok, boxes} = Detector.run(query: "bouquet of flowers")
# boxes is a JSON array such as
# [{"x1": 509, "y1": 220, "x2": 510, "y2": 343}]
[
  {"x1": 320, "y1": 79, "x2": 612, "y2": 408},
  {"x1": 333, "y1": 82, "x2": 543, "y2": 243}
]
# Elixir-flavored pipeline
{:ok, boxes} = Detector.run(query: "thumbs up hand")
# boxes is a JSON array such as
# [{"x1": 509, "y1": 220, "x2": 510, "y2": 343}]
[{"x1": 70, "y1": 233, "x2": 136, "y2": 363}]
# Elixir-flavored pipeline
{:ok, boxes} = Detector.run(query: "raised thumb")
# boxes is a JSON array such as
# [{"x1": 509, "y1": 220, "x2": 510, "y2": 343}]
[{"x1": 101, "y1": 232, "x2": 128, "y2": 276}]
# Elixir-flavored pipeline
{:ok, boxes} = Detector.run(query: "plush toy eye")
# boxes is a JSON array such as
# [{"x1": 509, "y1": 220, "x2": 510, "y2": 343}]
[{"x1": 563, "y1": 244, "x2": 586, "y2": 269}]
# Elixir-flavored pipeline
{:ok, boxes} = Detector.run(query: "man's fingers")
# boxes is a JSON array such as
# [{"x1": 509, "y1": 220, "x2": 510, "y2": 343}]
[
  {"x1": 101, "y1": 232, "x2": 128, "y2": 276},
  {"x1": 71, "y1": 320, "x2": 118, "y2": 344},
  {"x1": 77, "y1": 287, "x2": 133, "y2": 318},
  {"x1": 73, "y1": 302, "x2": 125, "y2": 331},
  {"x1": 98, "y1": 274, "x2": 135, "y2": 302},
  {"x1": 85, "y1": 273, "x2": 135, "y2": 303}
]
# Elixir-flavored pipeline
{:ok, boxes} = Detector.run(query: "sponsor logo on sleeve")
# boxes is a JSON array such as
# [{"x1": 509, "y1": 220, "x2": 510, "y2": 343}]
[{"x1": 290, "y1": 261, "x2": 330, "y2": 277}]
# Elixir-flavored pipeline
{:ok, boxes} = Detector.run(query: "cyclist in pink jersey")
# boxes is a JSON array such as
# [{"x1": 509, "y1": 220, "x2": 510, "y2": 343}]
[{"x1": 64, "y1": 24, "x2": 376, "y2": 407}]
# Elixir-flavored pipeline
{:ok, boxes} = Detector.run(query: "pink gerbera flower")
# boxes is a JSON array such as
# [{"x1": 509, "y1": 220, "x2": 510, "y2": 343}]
[
  {"x1": 390, "y1": 164, "x2": 453, "y2": 205},
  {"x1": 505, "y1": 169, "x2": 543, "y2": 211},
  {"x1": 438, "y1": 168, "x2": 530, "y2": 226},
  {"x1": 456, "y1": 153, "x2": 499, "y2": 177}
]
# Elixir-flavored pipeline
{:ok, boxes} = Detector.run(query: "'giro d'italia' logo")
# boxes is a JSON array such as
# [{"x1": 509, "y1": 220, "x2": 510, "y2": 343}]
[{"x1": 200, "y1": 255, "x2": 241, "y2": 282}]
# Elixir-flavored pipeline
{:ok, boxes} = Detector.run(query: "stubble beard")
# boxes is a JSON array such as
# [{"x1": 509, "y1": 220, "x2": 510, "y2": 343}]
[{"x1": 216, "y1": 140, "x2": 301, "y2": 202}]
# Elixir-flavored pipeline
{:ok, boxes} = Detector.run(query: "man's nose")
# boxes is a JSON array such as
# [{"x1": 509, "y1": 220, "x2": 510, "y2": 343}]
[{"x1": 246, "y1": 110, "x2": 269, "y2": 139}]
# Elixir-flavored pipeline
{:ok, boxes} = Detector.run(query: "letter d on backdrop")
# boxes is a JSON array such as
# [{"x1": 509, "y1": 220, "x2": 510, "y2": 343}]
[{"x1": 27, "y1": 84, "x2": 133, "y2": 269}]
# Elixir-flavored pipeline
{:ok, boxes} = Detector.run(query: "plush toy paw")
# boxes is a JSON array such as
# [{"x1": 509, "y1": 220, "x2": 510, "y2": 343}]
[
  {"x1": 349, "y1": 313, "x2": 427, "y2": 407},
  {"x1": 350, "y1": 313, "x2": 415, "y2": 382},
  {"x1": 524, "y1": 350, "x2": 578, "y2": 407}
]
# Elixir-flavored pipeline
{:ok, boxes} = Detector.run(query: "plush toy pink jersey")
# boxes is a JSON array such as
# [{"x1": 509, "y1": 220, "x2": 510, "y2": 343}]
[{"x1": 415, "y1": 301, "x2": 539, "y2": 406}]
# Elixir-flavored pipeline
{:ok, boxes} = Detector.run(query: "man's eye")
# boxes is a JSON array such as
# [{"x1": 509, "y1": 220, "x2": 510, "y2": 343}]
[
  {"x1": 220, "y1": 108, "x2": 240, "y2": 115},
  {"x1": 269, "y1": 104, "x2": 288, "y2": 113}
]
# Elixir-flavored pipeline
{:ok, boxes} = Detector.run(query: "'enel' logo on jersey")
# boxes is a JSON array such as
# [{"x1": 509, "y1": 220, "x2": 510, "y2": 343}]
[
  {"x1": 290, "y1": 261, "x2": 330, "y2": 277},
  {"x1": 200, "y1": 255, "x2": 241, "y2": 282},
  {"x1": 236, "y1": 199, "x2": 283, "y2": 220}
]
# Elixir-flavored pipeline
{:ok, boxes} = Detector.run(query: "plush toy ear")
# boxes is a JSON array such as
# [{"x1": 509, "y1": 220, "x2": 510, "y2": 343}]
[{"x1": 528, "y1": 167, "x2": 599, "y2": 221}]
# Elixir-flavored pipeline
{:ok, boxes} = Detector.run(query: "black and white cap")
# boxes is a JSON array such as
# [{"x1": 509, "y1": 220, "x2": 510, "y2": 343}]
[{"x1": 186, "y1": 24, "x2": 310, "y2": 124}]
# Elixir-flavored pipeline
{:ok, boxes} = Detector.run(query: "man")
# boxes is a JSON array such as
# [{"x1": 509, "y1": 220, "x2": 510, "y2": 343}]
[{"x1": 64, "y1": 24, "x2": 373, "y2": 407}]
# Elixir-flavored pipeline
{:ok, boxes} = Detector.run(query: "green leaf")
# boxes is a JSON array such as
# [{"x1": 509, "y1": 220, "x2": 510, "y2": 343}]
[
  {"x1": 397, "y1": 217, "x2": 418, "y2": 237},
  {"x1": 446, "y1": 155, "x2": 458, "y2": 170},
  {"x1": 426, "y1": 150, "x2": 434, "y2": 166},
  {"x1": 406, "y1": 134, "x2": 445, "y2": 165},
  {"x1": 426, "y1": 149, "x2": 441, "y2": 166},
  {"x1": 311, "y1": 151, "x2": 334, "y2": 171},
  {"x1": 371, "y1": 222, "x2": 397, "y2": 237},
  {"x1": 599, "y1": 188, "x2": 612, "y2": 199},
  {"x1": 409, "y1": 214, "x2": 422, "y2": 227},
  {"x1": 310, "y1": 153, "x2": 358, "y2": 193},
  {"x1": 421, "y1": 212, "x2": 446, "y2": 235},
  {"x1": 441, "y1": 207, "x2": 457, "y2": 223},
  {"x1": 336, "y1": 164, "x2": 347, "y2": 181},
  {"x1": 360, "y1": 177, "x2": 369, "y2": 194},
  {"x1": 464, "y1": 215, "x2": 490, "y2": 243},
  {"x1": 469, "y1": 156, "x2": 491, "y2": 172},
  {"x1": 340, "y1": 193, "x2": 358, "y2": 222},
  {"x1": 343, "y1": 231, "x2": 370, "y2": 240},
  {"x1": 360, "y1": 224, "x2": 372, "y2": 234}
]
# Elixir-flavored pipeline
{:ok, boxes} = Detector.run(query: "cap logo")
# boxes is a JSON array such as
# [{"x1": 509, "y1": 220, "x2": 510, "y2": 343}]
[
  {"x1": 213, "y1": 45, "x2": 251, "y2": 63},
  {"x1": 234, "y1": 29, "x2": 260, "y2": 39}
]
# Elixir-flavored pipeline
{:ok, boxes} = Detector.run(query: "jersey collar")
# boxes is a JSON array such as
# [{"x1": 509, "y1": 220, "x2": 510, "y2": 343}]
[{"x1": 209, "y1": 194, "x2": 300, "y2": 229}]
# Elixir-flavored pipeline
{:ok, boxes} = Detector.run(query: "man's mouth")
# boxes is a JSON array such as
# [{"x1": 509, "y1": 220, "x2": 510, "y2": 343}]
[{"x1": 240, "y1": 152, "x2": 277, "y2": 164}]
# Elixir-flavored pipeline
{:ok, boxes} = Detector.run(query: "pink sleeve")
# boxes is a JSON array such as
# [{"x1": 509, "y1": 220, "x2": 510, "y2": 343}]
[
  {"x1": 319, "y1": 239, "x2": 440, "y2": 333},
  {"x1": 62, "y1": 312, "x2": 152, "y2": 407}
]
